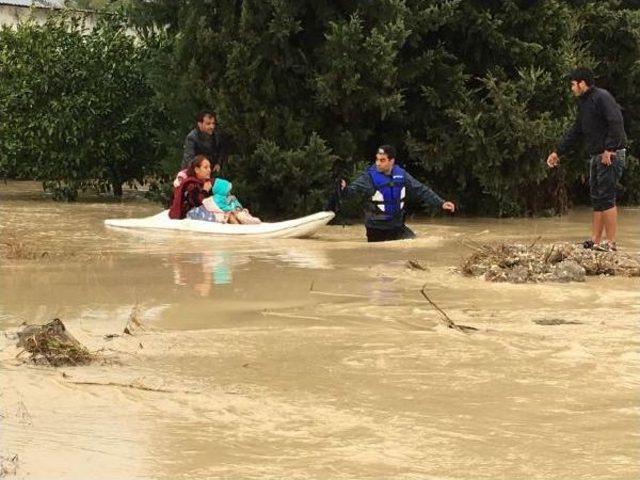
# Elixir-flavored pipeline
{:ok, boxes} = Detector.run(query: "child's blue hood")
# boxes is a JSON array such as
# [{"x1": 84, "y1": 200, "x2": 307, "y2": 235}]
[{"x1": 213, "y1": 178, "x2": 232, "y2": 196}]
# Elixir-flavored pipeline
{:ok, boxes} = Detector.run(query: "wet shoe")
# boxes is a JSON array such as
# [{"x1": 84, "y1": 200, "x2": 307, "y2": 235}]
[
  {"x1": 582, "y1": 239, "x2": 595, "y2": 249},
  {"x1": 593, "y1": 241, "x2": 617, "y2": 252}
]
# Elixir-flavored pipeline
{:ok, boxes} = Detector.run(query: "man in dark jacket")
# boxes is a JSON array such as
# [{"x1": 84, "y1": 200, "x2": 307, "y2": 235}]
[
  {"x1": 335, "y1": 145, "x2": 455, "y2": 242},
  {"x1": 182, "y1": 110, "x2": 229, "y2": 171},
  {"x1": 546, "y1": 68, "x2": 626, "y2": 251}
]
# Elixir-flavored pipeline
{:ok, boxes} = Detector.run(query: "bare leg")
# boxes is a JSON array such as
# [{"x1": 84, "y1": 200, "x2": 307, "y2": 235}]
[
  {"x1": 601, "y1": 206, "x2": 617, "y2": 243},
  {"x1": 592, "y1": 211, "x2": 604, "y2": 244},
  {"x1": 227, "y1": 212, "x2": 240, "y2": 224}
]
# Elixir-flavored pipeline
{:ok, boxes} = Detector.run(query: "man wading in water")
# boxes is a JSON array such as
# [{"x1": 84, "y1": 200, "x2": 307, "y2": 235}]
[
  {"x1": 332, "y1": 145, "x2": 455, "y2": 242},
  {"x1": 547, "y1": 68, "x2": 627, "y2": 252}
]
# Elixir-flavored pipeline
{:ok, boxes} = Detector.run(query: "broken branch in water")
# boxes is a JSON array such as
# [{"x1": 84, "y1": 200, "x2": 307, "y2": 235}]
[
  {"x1": 460, "y1": 236, "x2": 496, "y2": 254},
  {"x1": 528, "y1": 235, "x2": 542, "y2": 249},
  {"x1": 543, "y1": 244, "x2": 556, "y2": 264},
  {"x1": 63, "y1": 378, "x2": 200, "y2": 394},
  {"x1": 420, "y1": 284, "x2": 476, "y2": 333},
  {"x1": 123, "y1": 304, "x2": 145, "y2": 335},
  {"x1": 406, "y1": 260, "x2": 427, "y2": 271}
]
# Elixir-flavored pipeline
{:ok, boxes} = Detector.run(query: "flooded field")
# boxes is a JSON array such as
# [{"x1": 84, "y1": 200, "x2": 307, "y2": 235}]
[{"x1": 1, "y1": 182, "x2": 639, "y2": 479}]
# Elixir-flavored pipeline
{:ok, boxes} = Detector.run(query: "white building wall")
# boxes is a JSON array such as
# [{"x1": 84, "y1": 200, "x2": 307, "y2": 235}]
[{"x1": 0, "y1": 5, "x2": 97, "y2": 28}]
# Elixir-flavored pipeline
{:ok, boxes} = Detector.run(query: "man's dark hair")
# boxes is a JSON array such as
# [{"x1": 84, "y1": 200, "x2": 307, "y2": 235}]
[
  {"x1": 196, "y1": 110, "x2": 216, "y2": 123},
  {"x1": 568, "y1": 68, "x2": 594, "y2": 86},
  {"x1": 378, "y1": 144, "x2": 396, "y2": 159}
]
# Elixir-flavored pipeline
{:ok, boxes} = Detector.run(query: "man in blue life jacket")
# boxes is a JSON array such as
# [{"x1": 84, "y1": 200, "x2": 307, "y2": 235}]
[{"x1": 336, "y1": 145, "x2": 455, "y2": 242}]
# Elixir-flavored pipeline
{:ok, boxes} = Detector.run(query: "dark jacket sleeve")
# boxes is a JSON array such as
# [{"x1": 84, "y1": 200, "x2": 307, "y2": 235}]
[
  {"x1": 556, "y1": 117, "x2": 583, "y2": 156},
  {"x1": 182, "y1": 132, "x2": 197, "y2": 169},
  {"x1": 405, "y1": 171, "x2": 444, "y2": 207},
  {"x1": 598, "y1": 91, "x2": 626, "y2": 151},
  {"x1": 343, "y1": 171, "x2": 374, "y2": 197}
]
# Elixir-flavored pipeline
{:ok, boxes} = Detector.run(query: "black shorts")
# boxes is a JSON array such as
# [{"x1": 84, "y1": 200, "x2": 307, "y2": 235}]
[
  {"x1": 589, "y1": 149, "x2": 625, "y2": 212},
  {"x1": 366, "y1": 225, "x2": 416, "y2": 242}
]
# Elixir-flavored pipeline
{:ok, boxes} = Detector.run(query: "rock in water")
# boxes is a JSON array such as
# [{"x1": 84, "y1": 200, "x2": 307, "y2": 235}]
[{"x1": 551, "y1": 260, "x2": 586, "y2": 282}]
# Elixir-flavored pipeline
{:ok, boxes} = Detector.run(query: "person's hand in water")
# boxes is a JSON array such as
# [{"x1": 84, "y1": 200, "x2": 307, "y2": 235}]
[{"x1": 442, "y1": 201, "x2": 455, "y2": 213}]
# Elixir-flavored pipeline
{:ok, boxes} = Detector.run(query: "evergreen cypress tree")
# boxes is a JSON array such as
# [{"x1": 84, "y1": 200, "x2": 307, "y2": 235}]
[{"x1": 123, "y1": 0, "x2": 639, "y2": 216}]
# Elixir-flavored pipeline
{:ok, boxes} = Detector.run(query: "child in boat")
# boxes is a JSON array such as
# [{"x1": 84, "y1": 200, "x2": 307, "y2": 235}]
[{"x1": 211, "y1": 178, "x2": 261, "y2": 224}]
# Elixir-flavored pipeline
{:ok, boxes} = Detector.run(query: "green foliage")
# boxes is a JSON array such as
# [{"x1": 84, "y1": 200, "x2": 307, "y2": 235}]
[
  {"x1": 126, "y1": 0, "x2": 609, "y2": 217},
  {"x1": 448, "y1": 69, "x2": 564, "y2": 215},
  {"x1": 227, "y1": 133, "x2": 333, "y2": 218},
  {"x1": 0, "y1": 12, "x2": 162, "y2": 199},
  {"x1": 1, "y1": 0, "x2": 639, "y2": 216}
]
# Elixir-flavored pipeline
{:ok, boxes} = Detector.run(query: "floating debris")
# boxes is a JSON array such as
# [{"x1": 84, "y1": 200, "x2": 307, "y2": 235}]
[
  {"x1": 0, "y1": 454, "x2": 18, "y2": 477},
  {"x1": 534, "y1": 318, "x2": 583, "y2": 326},
  {"x1": 16, "y1": 319, "x2": 95, "y2": 367},
  {"x1": 420, "y1": 284, "x2": 478, "y2": 333},
  {"x1": 461, "y1": 242, "x2": 640, "y2": 283},
  {"x1": 123, "y1": 304, "x2": 145, "y2": 335},
  {"x1": 406, "y1": 260, "x2": 428, "y2": 271}
]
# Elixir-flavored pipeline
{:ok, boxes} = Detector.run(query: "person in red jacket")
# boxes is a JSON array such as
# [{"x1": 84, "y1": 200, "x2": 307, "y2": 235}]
[{"x1": 169, "y1": 154, "x2": 225, "y2": 222}]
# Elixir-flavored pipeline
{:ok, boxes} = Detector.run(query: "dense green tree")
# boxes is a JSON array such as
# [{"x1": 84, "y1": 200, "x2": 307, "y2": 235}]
[
  {"x1": 128, "y1": 0, "x2": 585, "y2": 216},
  {"x1": 1, "y1": 0, "x2": 638, "y2": 216},
  {"x1": 0, "y1": 12, "x2": 162, "y2": 199}
]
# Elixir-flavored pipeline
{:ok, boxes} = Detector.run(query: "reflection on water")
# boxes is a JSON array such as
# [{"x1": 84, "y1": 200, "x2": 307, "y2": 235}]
[
  {"x1": 1, "y1": 182, "x2": 640, "y2": 480},
  {"x1": 167, "y1": 246, "x2": 333, "y2": 297},
  {"x1": 171, "y1": 251, "x2": 235, "y2": 294}
]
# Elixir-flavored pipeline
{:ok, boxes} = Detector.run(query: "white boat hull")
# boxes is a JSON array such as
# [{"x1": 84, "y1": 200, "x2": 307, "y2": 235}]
[{"x1": 105, "y1": 210, "x2": 335, "y2": 239}]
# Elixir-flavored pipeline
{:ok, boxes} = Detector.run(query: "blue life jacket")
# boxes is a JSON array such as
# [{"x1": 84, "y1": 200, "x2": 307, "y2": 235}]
[{"x1": 367, "y1": 165, "x2": 407, "y2": 221}]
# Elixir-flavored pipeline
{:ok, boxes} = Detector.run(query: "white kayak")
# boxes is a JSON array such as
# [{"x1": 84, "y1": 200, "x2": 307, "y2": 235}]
[{"x1": 104, "y1": 210, "x2": 335, "y2": 239}]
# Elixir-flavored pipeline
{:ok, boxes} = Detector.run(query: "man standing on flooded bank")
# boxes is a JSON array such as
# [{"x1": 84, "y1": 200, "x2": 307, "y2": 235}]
[
  {"x1": 334, "y1": 145, "x2": 455, "y2": 242},
  {"x1": 547, "y1": 68, "x2": 627, "y2": 252}
]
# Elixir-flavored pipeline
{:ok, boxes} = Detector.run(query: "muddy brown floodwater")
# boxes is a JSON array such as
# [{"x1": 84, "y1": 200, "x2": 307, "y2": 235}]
[{"x1": 1, "y1": 181, "x2": 639, "y2": 480}]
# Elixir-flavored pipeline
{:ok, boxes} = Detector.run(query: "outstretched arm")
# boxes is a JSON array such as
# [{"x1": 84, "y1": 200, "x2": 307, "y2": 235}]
[
  {"x1": 341, "y1": 171, "x2": 374, "y2": 197},
  {"x1": 549, "y1": 117, "x2": 583, "y2": 167},
  {"x1": 325, "y1": 171, "x2": 372, "y2": 212},
  {"x1": 405, "y1": 171, "x2": 447, "y2": 208}
]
